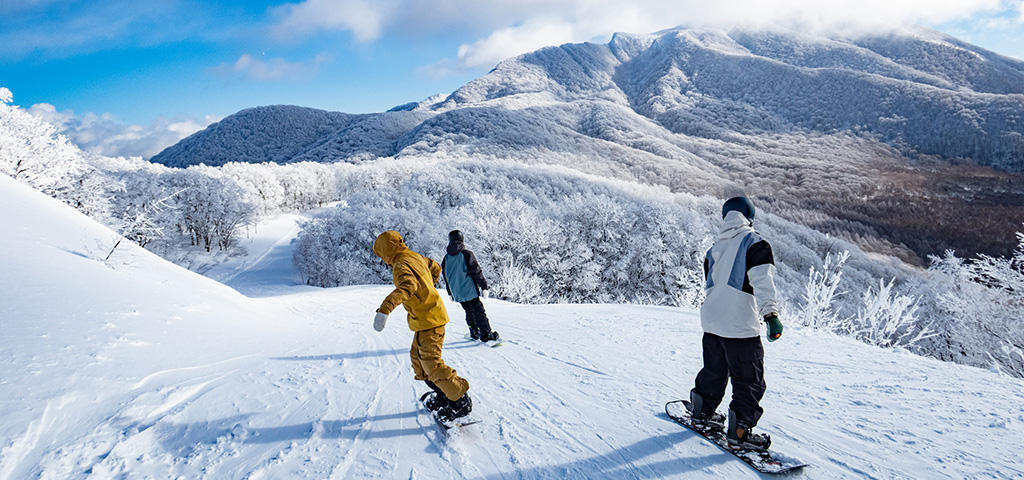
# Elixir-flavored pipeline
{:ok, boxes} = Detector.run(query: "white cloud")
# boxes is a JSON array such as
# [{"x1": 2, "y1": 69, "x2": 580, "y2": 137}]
[
  {"x1": 270, "y1": 0, "x2": 392, "y2": 41},
  {"x1": 455, "y1": 17, "x2": 578, "y2": 68},
  {"x1": 450, "y1": 0, "x2": 1018, "y2": 68},
  {"x1": 27, "y1": 103, "x2": 219, "y2": 159},
  {"x1": 270, "y1": 0, "x2": 1012, "y2": 73},
  {"x1": 210, "y1": 53, "x2": 332, "y2": 82}
]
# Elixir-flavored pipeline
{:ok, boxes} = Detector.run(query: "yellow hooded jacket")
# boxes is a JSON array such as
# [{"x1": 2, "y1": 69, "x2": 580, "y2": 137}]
[{"x1": 373, "y1": 230, "x2": 449, "y2": 332}]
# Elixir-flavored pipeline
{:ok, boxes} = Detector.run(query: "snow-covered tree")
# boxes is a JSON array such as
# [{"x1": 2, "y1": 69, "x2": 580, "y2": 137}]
[
  {"x1": 928, "y1": 232, "x2": 1024, "y2": 376},
  {"x1": 795, "y1": 250, "x2": 849, "y2": 331},
  {"x1": 219, "y1": 162, "x2": 286, "y2": 215},
  {"x1": 0, "y1": 87, "x2": 108, "y2": 219},
  {"x1": 166, "y1": 167, "x2": 257, "y2": 252},
  {"x1": 846, "y1": 278, "x2": 932, "y2": 349}
]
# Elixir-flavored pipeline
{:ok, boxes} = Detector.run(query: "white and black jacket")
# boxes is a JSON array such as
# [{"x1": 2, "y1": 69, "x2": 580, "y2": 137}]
[{"x1": 700, "y1": 210, "x2": 779, "y2": 339}]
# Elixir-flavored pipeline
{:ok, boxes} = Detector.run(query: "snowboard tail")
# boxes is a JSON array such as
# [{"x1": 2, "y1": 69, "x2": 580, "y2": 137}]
[{"x1": 665, "y1": 400, "x2": 808, "y2": 474}]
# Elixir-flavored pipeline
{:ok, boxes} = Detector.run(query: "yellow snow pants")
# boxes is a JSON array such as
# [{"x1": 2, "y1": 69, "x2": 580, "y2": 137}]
[{"x1": 410, "y1": 325, "x2": 469, "y2": 401}]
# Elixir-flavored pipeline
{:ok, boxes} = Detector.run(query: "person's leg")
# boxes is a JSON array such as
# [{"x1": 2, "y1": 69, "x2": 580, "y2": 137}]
[
  {"x1": 413, "y1": 331, "x2": 447, "y2": 409},
  {"x1": 723, "y1": 336, "x2": 766, "y2": 428},
  {"x1": 410, "y1": 331, "x2": 428, "y2": 381},
  {"x1": 414, "y1": 325, "x2": 470, "y2": 401},
  {"x1": 691, "y1": 333, "x2": 729, "y2": 419},
  {"x1": 460, "y1": 302, "x2": 480, "y2": 339},
  {"x1": 466, "y1": 298, "x2": 493, "y2": 340}
]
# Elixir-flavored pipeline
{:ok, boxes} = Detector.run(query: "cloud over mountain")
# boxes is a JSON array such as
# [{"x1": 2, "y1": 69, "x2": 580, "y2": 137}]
[
  {"x1": 28, "y1": 103, "x2": 218, "y2": 160},
  {"x1": 270, "y1": 0, "x2": 1023, "y2": 71}
]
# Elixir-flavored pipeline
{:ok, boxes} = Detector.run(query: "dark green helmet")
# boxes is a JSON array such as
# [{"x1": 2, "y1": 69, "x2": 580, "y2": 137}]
[
  {"x1": 448, "y1": 230, "x2": 464, "y2": 243},
  {"x1": 722, "y1": 196, "x2": 755, "y2": 220}
]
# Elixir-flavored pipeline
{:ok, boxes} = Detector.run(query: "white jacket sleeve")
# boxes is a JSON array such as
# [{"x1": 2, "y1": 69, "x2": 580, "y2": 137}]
[{"x1": 747, "y1": 263, "x2": 779, "y2": 318}]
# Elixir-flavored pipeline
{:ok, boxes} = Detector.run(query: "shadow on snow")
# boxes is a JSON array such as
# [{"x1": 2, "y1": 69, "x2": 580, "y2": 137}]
[{"x1": 270, "y1": 349, "x2": 407, "y2": 361}]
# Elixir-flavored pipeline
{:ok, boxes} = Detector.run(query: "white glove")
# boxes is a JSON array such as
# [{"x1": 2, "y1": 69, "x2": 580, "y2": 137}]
[
  {"x1": 373, "y1": 311, "x2": 388, "y2": 332},
  {"x1": 481, "y1": 289, "x2": 489, "y2": 299}
]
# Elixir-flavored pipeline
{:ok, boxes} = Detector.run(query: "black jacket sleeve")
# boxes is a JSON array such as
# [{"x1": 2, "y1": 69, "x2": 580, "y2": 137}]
[
  {"x1": 463, "y1": 249, "x2": 488, "y2": 291},
  {"x1": 746, "y1": 240, "x2": 775, "y2": 269},
  {"x1": 440, "y1": 256, "x2": 452, "y2": 296},
  {"x1": 740, "y1": 239, "x2": 775, "y2": 294}
]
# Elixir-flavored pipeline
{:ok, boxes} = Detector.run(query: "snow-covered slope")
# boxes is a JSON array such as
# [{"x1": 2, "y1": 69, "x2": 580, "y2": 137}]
[{"x1": 3, "y1": 173, "x2": 1023, "y2": 479}]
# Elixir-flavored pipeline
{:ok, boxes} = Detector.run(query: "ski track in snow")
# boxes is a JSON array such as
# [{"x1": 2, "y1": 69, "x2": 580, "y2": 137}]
[{"x1": 4, "y1": 198, "x2": 1024, "y2": 480}]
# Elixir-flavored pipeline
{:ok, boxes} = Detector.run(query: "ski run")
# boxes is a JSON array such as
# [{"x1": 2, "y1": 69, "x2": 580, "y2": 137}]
[{"x1": 2, "y1": 173, "x2": 1024, "y2": 479}]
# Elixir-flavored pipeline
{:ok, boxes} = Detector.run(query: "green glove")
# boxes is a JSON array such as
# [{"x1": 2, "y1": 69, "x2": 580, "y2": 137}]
[{"x1": 765, "y1": 313, "x2": 783, "y2": 342}]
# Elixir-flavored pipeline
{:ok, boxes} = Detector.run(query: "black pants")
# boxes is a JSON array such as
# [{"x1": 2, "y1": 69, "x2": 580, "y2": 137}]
[
  {"x1": 691, "y1": 333, "x2": 766, "y2": 428},
  {"x1": 460, "y1": 297, "x2": 492, "y2": 339}
]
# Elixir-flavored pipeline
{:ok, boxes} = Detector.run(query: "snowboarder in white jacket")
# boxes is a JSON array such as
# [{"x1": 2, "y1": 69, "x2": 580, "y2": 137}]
[{"x1": 690, "y1": 196, "x2": 784, "y2": 452}]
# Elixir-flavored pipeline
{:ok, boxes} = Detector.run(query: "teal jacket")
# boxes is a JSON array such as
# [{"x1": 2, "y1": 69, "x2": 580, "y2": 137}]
[{"x1": 441, "y1": 241, "x2": 488, "y2": 302}]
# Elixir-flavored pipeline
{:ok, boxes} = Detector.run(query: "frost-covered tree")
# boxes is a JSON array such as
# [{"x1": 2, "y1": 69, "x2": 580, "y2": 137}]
[
  {"x1": 277, "y1": 162, "x2": 338, "y2": 211},
  {"x1": 293, "y1": 160, "x2": 719, "y2": 305},
  {"x1": 0, "y1": 87, "x2": 109, "y2": 219},
  {"x1": 795, "y1": 251, "x2": 849, "y2": 331},
  {"x1": 166, "y1": 167, "x2": 257, "y2": 252},
  {"x1": 292, "y1": 183, "x2": 436, "y2": 288},
  {"x1": 104, "y1": 186, "x2": 177, "y2": 260},
  {"x1": 927, "y1": 232, "x2": 1024, "y2": 376},
  {"x1": 219, "y1": 162, "x2": 286, "y2": 215},
  {"x1": 845, "y1": 278, "x2": 932, "y2": 349}
]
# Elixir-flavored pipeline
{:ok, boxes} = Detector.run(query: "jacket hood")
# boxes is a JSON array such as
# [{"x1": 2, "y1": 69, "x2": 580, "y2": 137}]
[
  {"x1": 446, "y1": 240, "x2": 465, "y2": 256},
  {"x1": 373, "y1": 230, "x2": 409, "y2": 265},
  {"x1": 718, "y1": 210, "x2": 754, "y2": 241}
]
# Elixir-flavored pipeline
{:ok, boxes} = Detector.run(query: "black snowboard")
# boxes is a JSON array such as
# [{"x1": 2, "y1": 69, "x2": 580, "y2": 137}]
[
  {"x1": 665, "y1": 400, "x2": 808, "y2": 474},
  {"x1": 420, "y1": 392, "x2": 482, "y2": 431}
]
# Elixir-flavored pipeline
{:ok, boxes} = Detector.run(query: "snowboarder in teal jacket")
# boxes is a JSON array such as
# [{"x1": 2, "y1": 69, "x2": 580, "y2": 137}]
[{"x1": 441, "y1": 230, "x2": 500, "y2": 342}]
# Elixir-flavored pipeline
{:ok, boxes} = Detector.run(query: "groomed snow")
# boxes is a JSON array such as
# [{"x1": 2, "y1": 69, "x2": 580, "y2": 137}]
[{"x1": 2, "y1": 173, "x2": 1023, "y2": 479}]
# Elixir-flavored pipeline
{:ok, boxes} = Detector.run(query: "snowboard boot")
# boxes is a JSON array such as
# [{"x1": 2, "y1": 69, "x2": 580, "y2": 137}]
[
  {"x1": 481, "y1": 331, "x2": 501, "y2": 343},
  {"x1": 436, "y1": 393, "x2": 472, "y2": 423},
  {"x1": 726, "y1": 410, "x2": 771, "y2": 452},
  {"x1": 689, "y1": 391, "x2": 725, "y2": 431},
  {"x1": 420, "y1": 381, "x2": 448, "y2": 411},
  {"x1": 420, "y1": 391, "x2": 446, "y2": 411},
  {"x1": 690, "y1": 411, "x2": 725, "y2": 431}
]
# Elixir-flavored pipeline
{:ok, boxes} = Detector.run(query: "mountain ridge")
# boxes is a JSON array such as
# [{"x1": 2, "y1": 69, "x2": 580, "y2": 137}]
[
  {"x1": 153, "y1": 25, "x2": 1024, "y2": 171},
  {"x1": 150, "y1": 24, "x2": 1024, "y2": 261}
]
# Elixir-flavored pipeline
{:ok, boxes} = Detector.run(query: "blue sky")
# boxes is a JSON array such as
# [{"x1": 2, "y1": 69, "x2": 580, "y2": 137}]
[{"x1": 2, "y1": 0, "x2": 1024, "y2": 158}]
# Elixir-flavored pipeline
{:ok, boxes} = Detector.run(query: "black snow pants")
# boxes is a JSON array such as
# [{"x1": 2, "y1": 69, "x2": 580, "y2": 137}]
[
  {"x1": 460, "y1": 297, "x2": 493, "y2": 339},
  {"x1": 691, "y1": 332, "x2": 766, "y2": 428}
]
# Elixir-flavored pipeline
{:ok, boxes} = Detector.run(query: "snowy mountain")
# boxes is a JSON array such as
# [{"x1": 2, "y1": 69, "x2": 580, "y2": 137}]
[
  {"x1": 155, "y1": 26, "x2": 1024, "y2": 170},
  {"x1": 150, "y1": 25, "x2": 1024, "y2": 262},
  {"x1": 150, "y1": 106, "x2": 435, "y2": 167},
  {"x1": 3, "y1": 172, "x2": 1024, "y2": 479}
]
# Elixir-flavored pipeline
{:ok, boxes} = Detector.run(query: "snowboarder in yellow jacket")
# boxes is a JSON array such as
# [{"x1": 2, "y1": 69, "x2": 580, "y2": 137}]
[{"x1": 371, "y1": 230, "x2": 472, "y2": 422}]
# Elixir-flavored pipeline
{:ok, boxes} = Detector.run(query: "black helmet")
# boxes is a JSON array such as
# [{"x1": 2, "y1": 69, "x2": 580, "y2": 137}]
[
  {"x1": 722, "y1": 196, "x2": 755, "y2": 220},
  {"x1": 448, "y1": 230, "x2": 464, "y2": 243}
]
